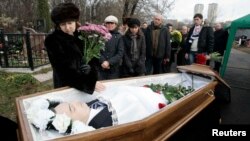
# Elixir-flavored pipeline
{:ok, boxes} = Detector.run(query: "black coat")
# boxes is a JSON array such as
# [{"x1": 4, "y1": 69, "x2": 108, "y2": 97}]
[
  {"x1": 145, "y1": 22, "x2": 171, "y2": 59},
  {"x1": 45, "y1": 29, "x2": 97, "y2": 94},
  {"x1": 214, "y1": 29, "x2": 228, "y2": 55},
  {"x1": 122, "y1": 30, "x2": 146, "y2": 76},
  {"x1": 99, "y1": 30, "x2": 124, "y2": 72},
  {"x1": 185, "y1": 26, "x2": 214, "y2": 54}
]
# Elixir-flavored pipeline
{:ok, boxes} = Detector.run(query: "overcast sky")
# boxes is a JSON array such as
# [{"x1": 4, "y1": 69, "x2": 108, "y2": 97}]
[{"x1": 168, "y1": 0, "x2": 250, "y2": 22}]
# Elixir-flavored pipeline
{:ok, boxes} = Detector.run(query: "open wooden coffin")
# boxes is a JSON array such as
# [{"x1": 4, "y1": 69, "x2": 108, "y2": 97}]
[{"x1": 15, "y1": 64, "x2": 229, "y2": 141}]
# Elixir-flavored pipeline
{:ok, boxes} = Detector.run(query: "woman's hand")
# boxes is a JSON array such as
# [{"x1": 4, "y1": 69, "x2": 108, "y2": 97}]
[
  {"x1": 185, "y1": 53, "x2": 189, "y2": 59},
  {"x1": 95, "y1": 81, "x2": 106, "y2": 92},
  {"x1": 101, "y1": 61, "x2": 110, "y2": 69}
]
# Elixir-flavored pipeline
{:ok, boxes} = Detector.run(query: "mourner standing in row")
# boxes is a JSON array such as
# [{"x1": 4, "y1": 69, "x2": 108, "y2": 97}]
[
  {"x1": 45, "y1": 2, "x2": 105, "y2": 94},
  {"x1": 164, "y1": 23, "x2": 182, "y2": 72},
  {"x1": 121, "y1": 18, "x2": 146, "y2": 77},
  {"x1": 145, "y1": 14, "x2": 171, "y2": 74},
  {"x1": 185, "y1": 13, "x2": 214, "y2": 65},
  {"x1": 176, "y1": 25, "x2": 189, "y2": 66},
  {"x1": 213, "y1": 23, "x2": 228, "y2": 72},
  {"x1": 99, "y1": 15, "x2": 124, "y2": 80}
]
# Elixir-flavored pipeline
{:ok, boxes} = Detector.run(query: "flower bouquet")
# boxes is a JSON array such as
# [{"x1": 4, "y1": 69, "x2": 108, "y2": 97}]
[
  {"x1": 196, "y1": 52, "x2": 223, "y2": 65},
  {"x1": 171, "y1": 30, "x2": 182, "y2": 45},
  {"x1": 196, "y1": 53, "x2": 207, "y2": 64},
  {"x1": 78, "y1": 23, "x2": 112, "y2": 64},
  {"x1": 144, "y1": 83, "x2": 194, "y2": 104}
]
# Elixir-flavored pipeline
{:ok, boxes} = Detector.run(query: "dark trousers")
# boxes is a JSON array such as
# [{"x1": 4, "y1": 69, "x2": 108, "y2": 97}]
[
  {"x1": 176, "y1": 49, "x2": 188, "y2": 66},
  {"x1": 98, "y1": 68, "x2": 120, "y2": 80},
  {"x1": 214, "y1": 61, "x2": 221, "y2": 72},
  {"x1": 145, "y1": 57, "x2": 163, "y2": 75}
]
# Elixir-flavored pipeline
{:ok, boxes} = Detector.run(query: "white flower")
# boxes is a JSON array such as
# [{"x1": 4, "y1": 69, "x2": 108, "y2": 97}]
[
  {"x1": 93, "y1": 34, "x2": 99, "y2": 37},
  {"x1": 52, "y1": 114, "x2": 71, "y2": 134},
  {"x1": 47, "y1": 97, "x2": 64, "y2": 103},
  {"x1": 88, "y1": 35, "x2": 94, "y2": 38},
  {"x1": 71, "y1": 120, "x2": 95, "y2": 134},
  {"x1": 29, "y1": 98, "x2": 49, "y2": 109},
  {"x1": 27, "y1": 108, "x2": 55, "y2": 131}
]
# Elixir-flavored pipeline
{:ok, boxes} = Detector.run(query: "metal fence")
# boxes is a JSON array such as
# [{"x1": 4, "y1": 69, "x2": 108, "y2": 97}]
[{"x1": 0, "y1": 28, "x2": 49, "y2": 70}]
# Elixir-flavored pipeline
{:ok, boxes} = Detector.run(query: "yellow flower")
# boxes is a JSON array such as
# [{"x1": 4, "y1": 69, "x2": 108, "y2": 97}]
[{"x1": 171, "y1": 30, "x2": 182, "y2": 44}]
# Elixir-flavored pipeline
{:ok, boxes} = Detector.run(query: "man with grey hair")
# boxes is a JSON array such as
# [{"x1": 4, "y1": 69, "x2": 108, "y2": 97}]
[
  {"x1": 145, "y1": 14, "x2": 171, "y2": 74},
  {"x1": 176, "y1": 25, "x2": 189, "y2": 66},
  {"x1": 213, "y1": 22, "x2": 228, "y2": 72}
]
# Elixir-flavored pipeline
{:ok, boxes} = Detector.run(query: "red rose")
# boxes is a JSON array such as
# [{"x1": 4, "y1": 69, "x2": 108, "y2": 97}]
[
  {"x1": 156, "y1": 90, "x2": 161, "y2": 94},
  {"x1": 196, "y1": 53, "x2": 207, "y2": 64},
  {"x1": 158, "y1": 103, "x2": 166, "y2": 109}
]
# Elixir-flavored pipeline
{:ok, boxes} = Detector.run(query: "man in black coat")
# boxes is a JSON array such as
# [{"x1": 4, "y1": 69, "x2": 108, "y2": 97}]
[
  {"x1": 185, "y1": 13, "x2": 214, "y2": 65},
  {"x1": 145, "y1": 14, "x2": 171, "y2": 74},
  {"x1": 213, "y1": 23, "x2": 228, "y2": 72}
]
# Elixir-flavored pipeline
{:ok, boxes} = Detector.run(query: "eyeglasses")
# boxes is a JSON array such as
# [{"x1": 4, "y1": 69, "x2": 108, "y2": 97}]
[{"x1": 106, "y1": 22, "x2": 115, "y2": 24}]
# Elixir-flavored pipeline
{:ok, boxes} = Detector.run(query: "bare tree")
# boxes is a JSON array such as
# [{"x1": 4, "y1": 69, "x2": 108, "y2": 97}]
[
  {"x1": 123, "y1": 0, "x2": 175, "y2": 23},
  {"x1": 123, "y1": 0, "x2": 139, "y2": 18},
  {"x1": 0, "y1": 0, "x2": 176, "y2": 32}
]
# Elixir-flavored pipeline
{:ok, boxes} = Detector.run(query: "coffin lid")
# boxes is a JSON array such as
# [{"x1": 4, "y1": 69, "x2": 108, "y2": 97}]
[{"x1": 177, "y1": 64, "x2": 230, "y2": 88}]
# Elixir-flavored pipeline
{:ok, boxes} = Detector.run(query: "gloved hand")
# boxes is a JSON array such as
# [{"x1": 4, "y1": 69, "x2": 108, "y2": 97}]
[
  {"x1": 129, "y1": 68, "x2": 134, "y2": 74},
  {"x1": 80, "y1": 64, "x2": 91, "y2": 75}
]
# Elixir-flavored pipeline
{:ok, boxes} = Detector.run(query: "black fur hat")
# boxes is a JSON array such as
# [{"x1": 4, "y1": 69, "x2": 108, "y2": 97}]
[
  {"x1": 127, "y1": 18, "x2": 141, "y2": 28},
  {"x1": 51, "y1": 3, "x2": 80, "y2": 25}
]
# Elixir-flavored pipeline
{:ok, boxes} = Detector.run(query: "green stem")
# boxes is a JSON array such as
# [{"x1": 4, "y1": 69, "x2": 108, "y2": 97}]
[{"x1": 83, "y1": 38, "x2": 87, "y2": 64}]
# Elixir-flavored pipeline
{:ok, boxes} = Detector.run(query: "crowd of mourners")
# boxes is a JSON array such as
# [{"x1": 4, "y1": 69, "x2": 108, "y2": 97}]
[
  {"x1": 43, "y1": 3, "x2": 229, "y2": 95},
  {"x1": 96, "y1": 13, "x2": 228, "y2": 81}
]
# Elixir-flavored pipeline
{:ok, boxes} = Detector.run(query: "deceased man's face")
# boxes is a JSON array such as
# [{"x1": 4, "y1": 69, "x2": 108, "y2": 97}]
[{"x1": 54, "y1": 101, "x2": 90, "y2": 123}]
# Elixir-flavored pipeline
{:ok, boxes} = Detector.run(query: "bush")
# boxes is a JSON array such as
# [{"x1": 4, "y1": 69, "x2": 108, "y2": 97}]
[
  {"x1": 0, "y1": 71, "x2": 53, "y2": 121},
  {"x1": 5, "y1": 73, "x2": 36, "y2": 87}
]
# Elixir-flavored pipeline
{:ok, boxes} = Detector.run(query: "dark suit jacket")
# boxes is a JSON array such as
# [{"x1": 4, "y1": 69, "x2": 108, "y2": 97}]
[{"x1": 86, "y1": 100, "x2": 113, "y2": 129}]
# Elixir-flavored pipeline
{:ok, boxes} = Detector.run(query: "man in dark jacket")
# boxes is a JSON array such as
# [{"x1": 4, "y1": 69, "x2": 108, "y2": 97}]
[
  {"x1": 176, "y1": 25, "x2": 189, "y2": 66},
  {"x1": 213, "y1": 23, "x2": 228, "y2": 72},
  {"x1": 145, "y1": 14, "x2": 171, "y2": 74},
  {"x1": 99, "y1": 15, "x2": 124, "y2": 80},
  {"x1": 185, "y1": 13, "x2": 214, "y2": 65}
]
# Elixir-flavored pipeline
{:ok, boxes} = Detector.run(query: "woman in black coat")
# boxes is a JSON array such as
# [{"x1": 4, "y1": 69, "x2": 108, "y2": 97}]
[
  {"x1": 121, "y1": 18, "x2": 146, "y2": 77},
  {"x1": 45, "y1": 3, "x2": 104, "y2": 94}
]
